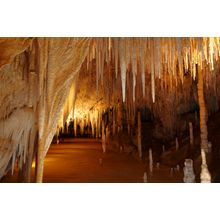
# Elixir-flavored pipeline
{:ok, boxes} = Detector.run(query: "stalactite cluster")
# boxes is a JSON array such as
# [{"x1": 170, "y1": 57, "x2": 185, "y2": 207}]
[
  {"x1": 84, "y1": 38, "x2": 220, "y2": 138},
  {"x1": 1, "y1": 37, "x2": 220, "y2": 182}
]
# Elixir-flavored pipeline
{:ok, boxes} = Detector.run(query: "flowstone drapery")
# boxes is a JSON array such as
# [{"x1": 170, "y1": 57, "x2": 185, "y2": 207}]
[{"x1": 0, "y1": 38, "x2": 90, "y2": 182}]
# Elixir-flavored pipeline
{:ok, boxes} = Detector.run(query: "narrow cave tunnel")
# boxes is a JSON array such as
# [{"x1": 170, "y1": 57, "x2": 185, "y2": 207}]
[{"x1": 1, "y1": 37, "x2": 220, "y2": 183}]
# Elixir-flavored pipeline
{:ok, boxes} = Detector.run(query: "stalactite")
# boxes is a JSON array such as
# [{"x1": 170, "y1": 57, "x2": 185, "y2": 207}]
[
  {"x1": 151, "y1": 62, "x2": 155, "y2": 103},
  {"x1": 95, "y1": 39, "x2": 99, "y2": 91},
  {"x1": 114, "y1": 38, "x2": 119, "y2": 79},
  {"x1": 140, "y1": 38, "x2": 146, "y2": 98},
  {"x1": 131, "y1": 40, "x2": 137, "y2": 102},
  {"x1": 119, "y1": 38, "x2": 126, "y2": 103},
  {"x1": 150, "y1": 40, "x2": 155, "y2": 103}
]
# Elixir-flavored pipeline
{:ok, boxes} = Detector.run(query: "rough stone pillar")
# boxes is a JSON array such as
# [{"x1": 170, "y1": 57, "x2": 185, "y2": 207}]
[{"x1": 137, "y1": 111, "x2": 142, "y2": 159}]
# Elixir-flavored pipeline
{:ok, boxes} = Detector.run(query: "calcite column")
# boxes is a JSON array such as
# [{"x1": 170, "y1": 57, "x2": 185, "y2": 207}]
[
  {"x1": 36, "y1": 139, "x2": 45, "y2": 183},
  {"x1": 197, "y1": 64, "x2": 211, "y2": 182},
  {"x1": 197, "y1": 65, "x2": 210, "y2": 152}
]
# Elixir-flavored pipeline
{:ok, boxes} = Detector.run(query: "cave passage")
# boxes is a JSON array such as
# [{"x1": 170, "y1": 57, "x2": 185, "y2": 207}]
[{"x1": 1, "y1": 37, "x2": 220, "y2": 183}]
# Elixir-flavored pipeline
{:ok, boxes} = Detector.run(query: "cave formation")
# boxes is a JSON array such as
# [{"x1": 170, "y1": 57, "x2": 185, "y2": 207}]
[{"x1": 1, "y1": 37, "x2": 220, "y2": 183}]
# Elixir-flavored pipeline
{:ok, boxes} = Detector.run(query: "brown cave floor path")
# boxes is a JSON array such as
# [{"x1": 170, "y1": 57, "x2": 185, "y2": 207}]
[{"x1": 40, "y1": 138, "x2": 183, "y2": 183}]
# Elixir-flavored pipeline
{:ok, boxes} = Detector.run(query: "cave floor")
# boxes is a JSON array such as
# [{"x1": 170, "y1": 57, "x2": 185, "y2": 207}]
[
  {"x1": 3, "y1": 110, "x2": 220, "y2": 183},
  {"x1": 1, "y1": 138, "x2": 183, "y2": 183},
  {"x1": 42, "y1": 138, "x2": 183, "y2": 183}
]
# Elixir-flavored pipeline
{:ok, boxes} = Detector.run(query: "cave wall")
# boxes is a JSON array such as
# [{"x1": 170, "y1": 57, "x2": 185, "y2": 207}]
[{"x1": 0, "y1": 38, "x2": 90, "y2": 180}]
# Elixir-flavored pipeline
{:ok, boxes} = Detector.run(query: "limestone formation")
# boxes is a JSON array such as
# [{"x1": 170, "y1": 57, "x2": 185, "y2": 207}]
[{"x1": 1, "y1": 37, "x2": 220, "y2": 182}]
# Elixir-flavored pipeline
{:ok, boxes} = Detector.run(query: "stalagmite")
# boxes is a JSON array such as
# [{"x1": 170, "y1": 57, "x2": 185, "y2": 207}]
[
  {"x1": 176, "y1": 164, "x2": 180, "y2": 172},
  {"x1": 200, "y1": 149, "x2": 211, "y2": 183},
  {"x1": 189, "y1": 122, "x2": 194, "y2": 147},
  {"x1": 170, "y1": 168, "x2": 174, "y2": 176},
  {"x1": 137, "y1": 111, "x2": 142, "y2": 159},
  {"x1": 162, "y1": 145, "x2": 165, "y2": 152},
  {"x1": 149, "y1": 148, "x2": 153, "y2": 173},
  {"x1": 143, "y1": 172, "x2": 148, "y2": 183},
  {"x1": 183, "y1": 159, "x2": 195, "y2": 183},
  {"x1": 175, "y1": 137, "x2": 179, "y2": 151},
  {"x1": 156, "y1": 162, "x2": 160, "y2": 169}
]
